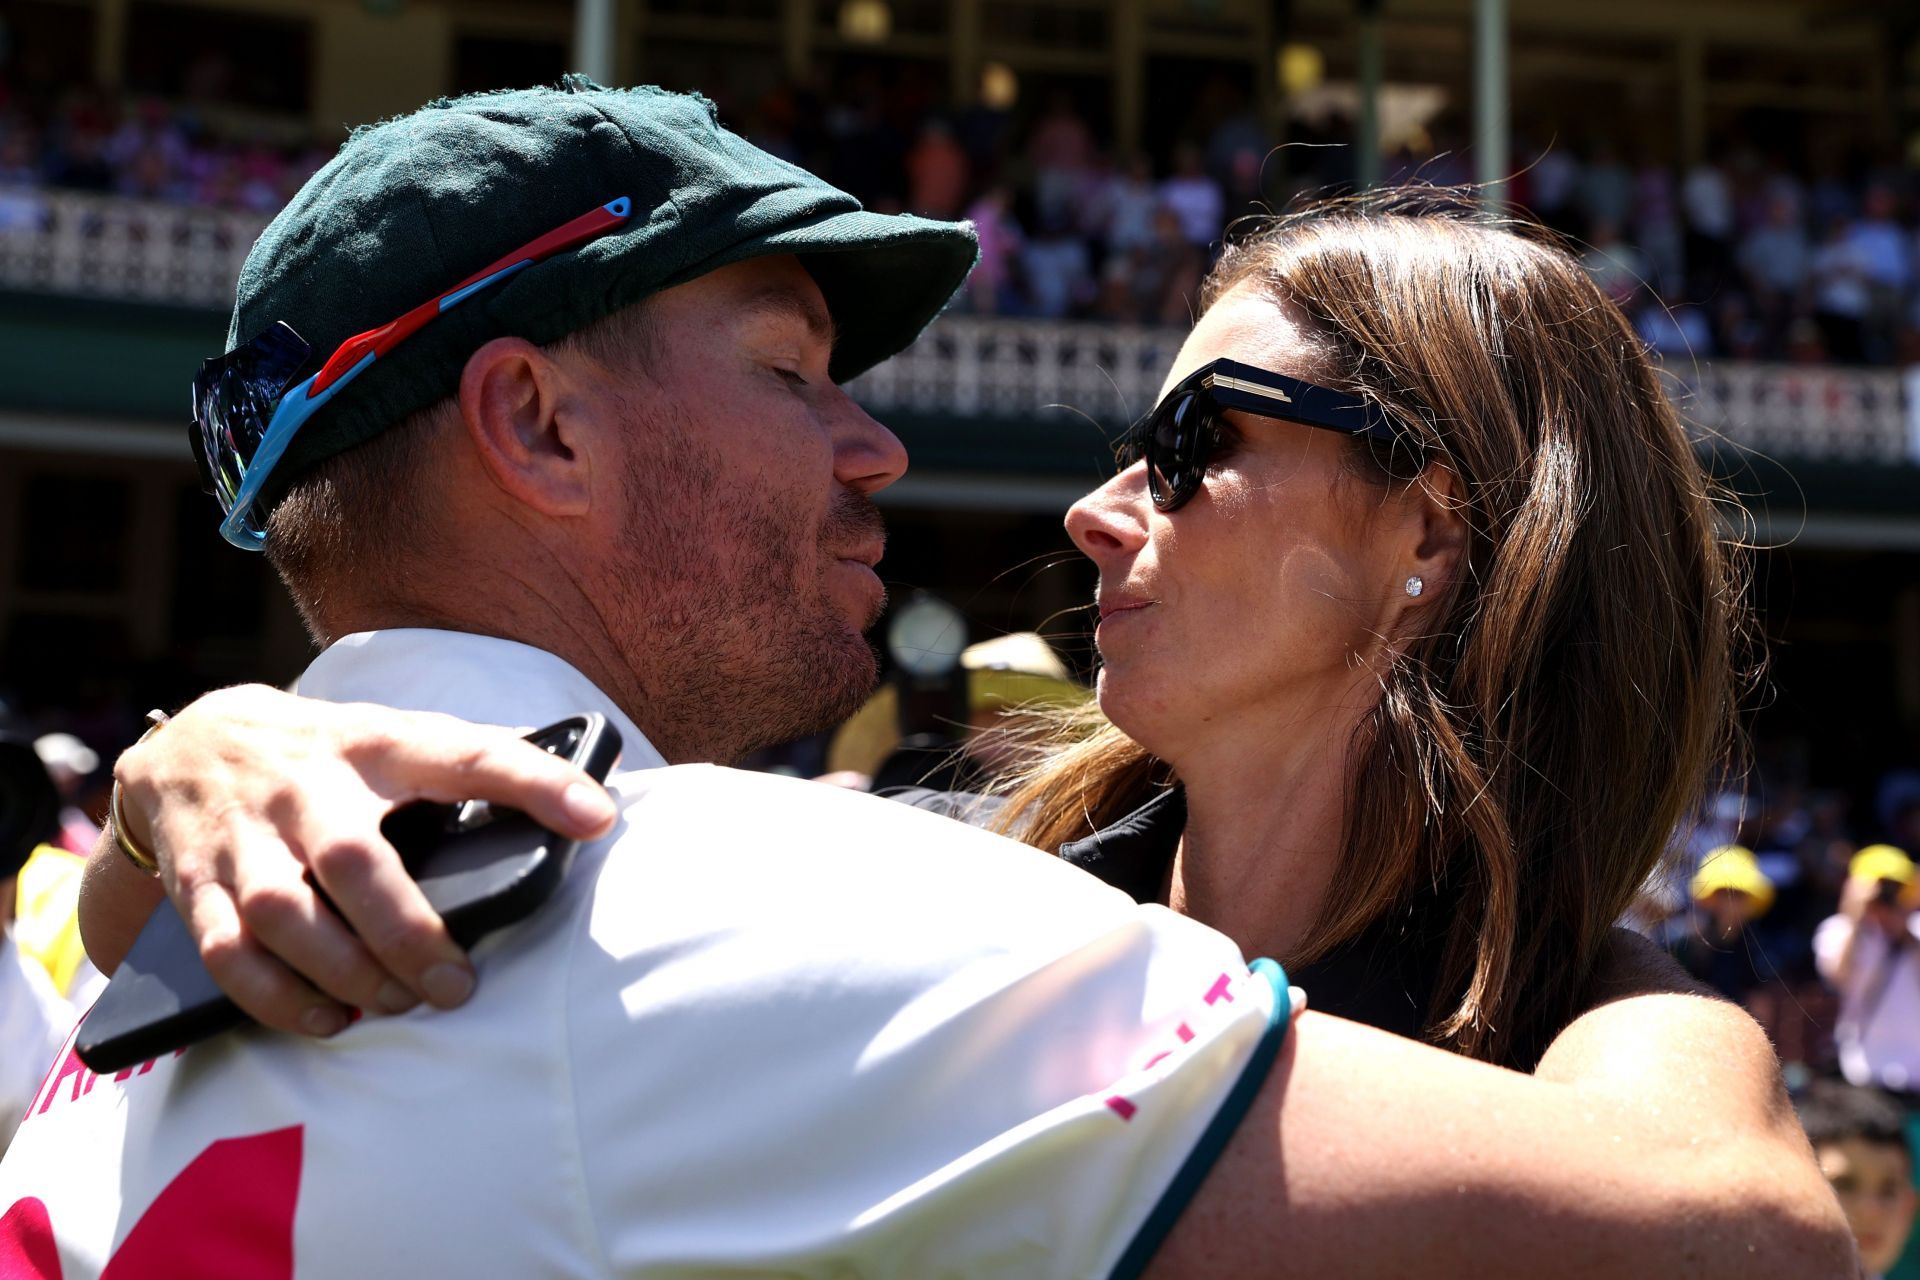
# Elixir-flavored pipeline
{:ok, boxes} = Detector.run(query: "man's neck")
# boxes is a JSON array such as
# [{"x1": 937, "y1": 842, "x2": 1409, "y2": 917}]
[
  {"x1": 320, "y1": 564, "x2": 705, "y2": 764},
  {"x1": 1161, "y1": 676, "x2": 1376, "y2": 963}
]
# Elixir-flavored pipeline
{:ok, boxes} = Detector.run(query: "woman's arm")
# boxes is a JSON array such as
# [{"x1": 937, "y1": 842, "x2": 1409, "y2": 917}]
[
  {"x1": 1151, "y1": 997, "x2": 1854, "y2": 1279},
  {"x1": 1157, "y1": 932, "x2": 1850, "y2": 1276},
  {"x1": 82, "y1": 684, "x2": 616, "y2": 1035}
]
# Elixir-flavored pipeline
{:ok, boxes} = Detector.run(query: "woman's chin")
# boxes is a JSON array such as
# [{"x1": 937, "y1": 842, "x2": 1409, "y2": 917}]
[{"x1": 1094, "y1": 668, "x2": 1178, "y2": 751}]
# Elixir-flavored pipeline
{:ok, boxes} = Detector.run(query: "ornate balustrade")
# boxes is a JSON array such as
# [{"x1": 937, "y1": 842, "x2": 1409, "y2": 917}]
[
  {"x1": 852, "y1": 317, "x2": 1920, "y2": 468},
  {"x1": 4, "y1": 189, "x2": 1917, "y2": 467},
  {"x1": 0, "y1": 188, "x2": 267, "y2": 309}
]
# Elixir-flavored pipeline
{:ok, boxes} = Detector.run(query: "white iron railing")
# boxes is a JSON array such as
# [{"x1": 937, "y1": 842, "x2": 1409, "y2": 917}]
[
  {"x1": 4, "y1": 188, "x2": 1918, "y2": 466},
  {"x1": 0, "y1": 188, "x2": 268, "y2": 309}
]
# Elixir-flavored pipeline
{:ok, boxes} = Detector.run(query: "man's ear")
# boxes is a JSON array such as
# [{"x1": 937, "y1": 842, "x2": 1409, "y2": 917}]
[{"x1": 458, "y1": 336, "x2": 593, "y2": 517}]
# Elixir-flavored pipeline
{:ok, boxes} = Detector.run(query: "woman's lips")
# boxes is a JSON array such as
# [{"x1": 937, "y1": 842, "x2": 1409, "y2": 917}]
[{"x1": 1097, "y1": 599, "x2": 1154, "y2": 624}]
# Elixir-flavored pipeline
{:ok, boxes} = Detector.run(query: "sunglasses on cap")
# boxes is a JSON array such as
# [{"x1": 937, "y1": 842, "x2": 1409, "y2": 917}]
[
  {"x1": 1117, "y1": 357, "x2": 1401, "y2": 512},
  {"x1": 190, "y1": 196, "x2": 634, "y2": 551}
]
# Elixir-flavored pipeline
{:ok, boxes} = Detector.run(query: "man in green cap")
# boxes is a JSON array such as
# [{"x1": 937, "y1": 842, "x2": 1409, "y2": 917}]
[
  {"x1": 21, "y1": 83, "x2": 1852, "y2": 1279},
  {"x1": 11, "y1": 78, "x2": 1300, "y2": 1278}
]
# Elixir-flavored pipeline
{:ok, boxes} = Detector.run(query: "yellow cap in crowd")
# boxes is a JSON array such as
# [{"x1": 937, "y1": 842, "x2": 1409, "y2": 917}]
[
  {"x1": 1850, "y1": 844, "x2": 1915, "y2": 889},
  {"x1": 1690, "y1": 844, "x2": 1775, "y2": 916}
]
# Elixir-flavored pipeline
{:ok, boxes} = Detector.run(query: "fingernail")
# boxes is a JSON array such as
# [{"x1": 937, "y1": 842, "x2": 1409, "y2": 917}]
[
  {"x1": 375, "y1": 981, "x2": 419, "y2": 1016},
  {"x1": 303, "y1": 1006, "x2": 349, "y2": 1037},
  {"x1": 562, "y1": 781, "x2": 615, "y2": 829},
  {"x1": 422, "y1": 963, "x2": 475, "y2": 1008}
]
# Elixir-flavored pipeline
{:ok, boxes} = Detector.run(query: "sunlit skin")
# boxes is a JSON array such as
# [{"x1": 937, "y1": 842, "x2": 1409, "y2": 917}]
[
  {"x1": 607, "y1": 255, "x2": 901, "y2": 640},
  {"x1": 433, "y1": 253, "x2": 905, "y2": 763},
  {"x1": 1816, "y1": 1138, "x2": 1917, "y2": 1274},
  {"x1": 1064, "y1": 283, "x2": 1465, "y2": 961}
]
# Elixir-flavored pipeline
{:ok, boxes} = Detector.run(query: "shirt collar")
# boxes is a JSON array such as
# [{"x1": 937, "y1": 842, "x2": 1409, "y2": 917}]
[
  {"x1": 295, "y1": 628, "x2": 667, "y2": 772},
  {"x1": 1057, "y1": 786, "x2": 1185, "y2": 905}
]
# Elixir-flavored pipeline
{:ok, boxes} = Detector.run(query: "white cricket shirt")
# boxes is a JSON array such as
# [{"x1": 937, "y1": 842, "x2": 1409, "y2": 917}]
[
  {"x1": 0, "y1": 629, "x2": 1286, "y2": 1278},
  {"x1": 0, "y1": 936, "x2": 74, "y2": 1156}
]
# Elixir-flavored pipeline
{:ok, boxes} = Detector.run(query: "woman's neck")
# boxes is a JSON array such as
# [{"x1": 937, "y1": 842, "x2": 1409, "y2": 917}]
[{"x1": 1164, "y1": 680, "x2": 1377, "y2": 962}]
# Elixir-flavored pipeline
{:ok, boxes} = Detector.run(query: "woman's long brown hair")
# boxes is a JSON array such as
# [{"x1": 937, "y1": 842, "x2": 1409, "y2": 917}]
[{"x1": 992, "y1": 192, "x2": 1754, "y2": 1067}]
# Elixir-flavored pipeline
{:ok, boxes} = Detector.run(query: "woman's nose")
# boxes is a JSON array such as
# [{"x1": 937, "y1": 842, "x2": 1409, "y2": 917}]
[{"x1": 1065, "y1": 468, "x2": 1150, "y2": 562}]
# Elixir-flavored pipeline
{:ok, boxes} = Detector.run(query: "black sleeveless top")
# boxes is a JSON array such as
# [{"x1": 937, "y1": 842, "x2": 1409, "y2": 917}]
[
  {"x1": 1054, "y1": 787, "x2": 1461, "y2": 1043},
  {"x1": 891, "y1": 784, "x2": 1461, "y2": 1045}
]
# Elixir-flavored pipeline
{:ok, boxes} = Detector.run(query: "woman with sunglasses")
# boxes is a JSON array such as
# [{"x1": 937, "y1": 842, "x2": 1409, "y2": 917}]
[
  {"x1": 79, "y1": 197, "x2": 1836, "y2": 1263},
  {"x1": 992, "y1": 199, "x2": 1742, "y2": 1070}
]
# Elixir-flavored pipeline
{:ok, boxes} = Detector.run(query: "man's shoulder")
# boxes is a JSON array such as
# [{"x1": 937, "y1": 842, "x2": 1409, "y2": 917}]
[
  {"x1": 604, "y1": 764, "x2": 1049, "y2": 867},
  {"x1": 573, "y1": 763, "x2": 1146, "y2": 973}
]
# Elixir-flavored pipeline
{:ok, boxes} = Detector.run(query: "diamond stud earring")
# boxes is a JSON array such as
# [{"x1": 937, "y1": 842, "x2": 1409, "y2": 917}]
[{"x1": 1404, "y1": 575, "x2": 1425, "y2": 598}]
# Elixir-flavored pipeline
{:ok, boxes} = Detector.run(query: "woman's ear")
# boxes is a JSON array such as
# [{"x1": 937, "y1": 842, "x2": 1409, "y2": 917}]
[{"x1": 1402, "y1": 464, "x2": 1468, "y2": 605}]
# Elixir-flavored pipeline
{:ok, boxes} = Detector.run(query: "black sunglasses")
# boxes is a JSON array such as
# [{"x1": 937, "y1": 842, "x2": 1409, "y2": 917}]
[{"x1": 1118, "y1": 358, "x2": 1400, "y2": 511}]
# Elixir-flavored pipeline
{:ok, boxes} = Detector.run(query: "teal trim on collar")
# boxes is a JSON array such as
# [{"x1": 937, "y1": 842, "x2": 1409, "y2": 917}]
[{"x1": 1107, "y1": 958, "x2": 1292, "y2": 1280}]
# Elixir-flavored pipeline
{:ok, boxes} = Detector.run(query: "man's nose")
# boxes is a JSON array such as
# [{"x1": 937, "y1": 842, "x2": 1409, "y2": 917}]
[{"x1": 831, "y1": 393, "x2": 909, "y2": 496}]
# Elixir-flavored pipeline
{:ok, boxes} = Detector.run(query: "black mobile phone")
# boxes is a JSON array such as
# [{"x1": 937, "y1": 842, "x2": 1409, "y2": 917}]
[{"x1": 75, "y1": 713, "x2": 621, "y2": 1074}]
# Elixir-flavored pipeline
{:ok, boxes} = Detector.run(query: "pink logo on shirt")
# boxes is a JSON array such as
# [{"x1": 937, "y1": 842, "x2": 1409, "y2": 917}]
[
  {"x1": 1104, "y1": 971, "x2": 1242, "y2": 1122},
  {"x1": 0, "y1": 1126, "x2": 303, "y2": 1278}
]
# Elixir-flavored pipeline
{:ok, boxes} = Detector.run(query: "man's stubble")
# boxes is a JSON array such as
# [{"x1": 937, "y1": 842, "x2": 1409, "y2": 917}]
[{"x1": 608, "y1": 392, "x2": 885, "y2": 764}]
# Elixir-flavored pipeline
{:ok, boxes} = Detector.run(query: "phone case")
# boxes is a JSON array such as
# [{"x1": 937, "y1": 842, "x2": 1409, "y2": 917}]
[{"x1": 74, "y1": 714, "x2": 621, "y2": 1074}]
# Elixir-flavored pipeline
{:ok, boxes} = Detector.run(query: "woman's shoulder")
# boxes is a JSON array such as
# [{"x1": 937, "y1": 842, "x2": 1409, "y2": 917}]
[{"x1": 1581, "y1": 926, "x2": 1721, "y2": 1008}]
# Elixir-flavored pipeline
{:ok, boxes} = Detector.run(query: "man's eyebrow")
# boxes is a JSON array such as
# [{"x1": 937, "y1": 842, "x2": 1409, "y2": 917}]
[{"x1": 741, "y1": 287, "x2": 839, "y2": 351}]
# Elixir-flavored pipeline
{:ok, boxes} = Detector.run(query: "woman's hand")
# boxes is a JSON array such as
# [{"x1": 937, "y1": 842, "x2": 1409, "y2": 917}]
[{"x1": 82, "y1": 684, "x2": 618, "y2": 1037}]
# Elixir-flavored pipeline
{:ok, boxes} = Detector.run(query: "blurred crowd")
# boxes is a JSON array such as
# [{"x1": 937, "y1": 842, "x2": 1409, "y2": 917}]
[
  {"x1": 1648, "y1": 774, "x2": 1920, "y2": 1275},
  {"x1": 1643, "y1": 771, "x2": 1920, "y2": 1090},
  {"x1": 6, "y1": 74, "x2": 1920, "y2": 365},
  {"x1": 1513, "y1": 142, "x2": 1920, "y2": 368},
  {"x1": 0, "y1": 87, "x2": 330, "y2": 216}
]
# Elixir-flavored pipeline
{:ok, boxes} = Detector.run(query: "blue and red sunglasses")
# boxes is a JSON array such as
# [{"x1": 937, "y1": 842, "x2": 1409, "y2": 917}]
[{"x1": 190, "y1": 196, "x2": 634, "y2": 550}]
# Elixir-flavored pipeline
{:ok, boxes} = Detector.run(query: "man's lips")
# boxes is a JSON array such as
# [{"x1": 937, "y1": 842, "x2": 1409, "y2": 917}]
[{"x1": 836, "y1": 541, "x2": 884, "y2": 569}]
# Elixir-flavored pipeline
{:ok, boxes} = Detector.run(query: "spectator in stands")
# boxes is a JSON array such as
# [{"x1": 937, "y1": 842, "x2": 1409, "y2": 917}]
[
  {"x1": 30, "y1": 733, "x2": 97, "y2": 857},
  {"x1": 905, "y1": 118, "x2": 969, "y2": 221},
  {"x1": 1851, "y1": 185, "x2": 1912, "y2": 364},
  {"x1": 1206, "y1": 92, "x2": 1269, "y2": 216},
  {"x1": 1575, "y1": 139, "x2": 1634, "y2": 236},
  {"x1": 1093, "y1": 151, "x2": 1160, "y2": 257},
  {"x1": 1740, "y1": 191, "x2": 1812, "y2": 355},
  {"x1": 1674, "y1": 845, "x2": 1777, "y2": 1004},
  {"x1": 1520, "y1": 138, "x2": 1581, "y2": 236},
  {"x1": 1632, "y1": 159, "x2": 1685, "y2": 295},
  {"x1": 1159, "y1": 142, "x2": 1224, "y2": 249},
  {"x1": 1809, "y1": 211, "x2": 1875, "y2": 364},
  {"x1": 1795, "y1": 1079, "x2": 1917, "y2": 1280},
  {"x1": 1682, "y1": 154, "x2": 1736, "y2": 295},
  {"x1": 1633, "y1": 287, "x2": 1714, "y2": 359},
  {"x1": 103, "y1": 98, "x2": 188, "y2": 202},
  {"x1": 1713, "y1": 291, "x2": 1767, "y2": 361},
  {"x1": 1579, "y1": 218, "x2": 1649, "y2": 308},
  {"x1": 960, "y1": 183, "x2": 1022, "y2": 314},
  {"x1": 1137, "y1": 203, "x2": 1206, "y2": 325},
  {"x1": 1020, "y1": 207, "x2": 1093, "y2": 319},
  {"x1": 1816, "y1": 845, "x2": 1920, "y2": 1093},
  {"x1": 1026, "y1": 90, "x2": 1094, "y2": 228}
]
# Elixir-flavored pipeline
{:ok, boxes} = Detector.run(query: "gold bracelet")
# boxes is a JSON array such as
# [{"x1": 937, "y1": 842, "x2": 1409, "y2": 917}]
[{"x1": 110, "y1": 709, "x2": 171, "y2": 875}]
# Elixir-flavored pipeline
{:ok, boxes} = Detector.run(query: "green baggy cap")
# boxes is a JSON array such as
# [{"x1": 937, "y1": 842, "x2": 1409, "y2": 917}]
[{"x1": 228, "y1": 77, "x2": 979, "y2": 492}]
